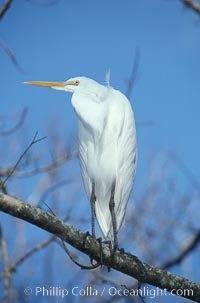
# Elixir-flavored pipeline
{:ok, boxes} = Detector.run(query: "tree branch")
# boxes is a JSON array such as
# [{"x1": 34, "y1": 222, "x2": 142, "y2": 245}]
[
  {"x1": 163, "y1": 231, "x2": 200, "y2": 270},
  {"x1": 182, "y1": 0, "x2": 200, "y2": 15},
  {"x1": 0, "y1": 151, "x2": 77, "y2": 179},
  {"x1": 0, "y1": 38, "x2": 25, "y2": 73},
  {"x1": 0, "y1": 108, "x2": 28, "y2": 136},
  {"x1": 0, "y1": 0, "x2": 12, "y2": 20},
  {"x1": 169, "y1": 152, "x2": 200, "y2": 193},
  {"x1": 125, "y1": 48, "x2": 140, "y2": 100},
  {"x1": 0, "y1": 193, "x2": 200, "y2": 301},
  {"x1": 28, "y1": 0, "x2": 62, "y2": 7},
  {"x1": 2, "y1": 132, "x2": 47, "y2": 186},
  {"x1": 0, "y1": 236, "x2": 55, "y2": 279}
]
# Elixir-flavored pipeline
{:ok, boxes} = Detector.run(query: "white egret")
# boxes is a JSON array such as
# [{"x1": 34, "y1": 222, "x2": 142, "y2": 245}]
[{"x1": 24, "y1": 76, "x2": 137, "y2": 250}]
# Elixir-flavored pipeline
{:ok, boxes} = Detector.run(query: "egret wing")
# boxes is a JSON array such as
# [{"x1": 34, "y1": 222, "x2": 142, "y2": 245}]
[
  {"x1": 95, "y1": 93, "x2": 137, "y2": 240},
  {"x1": 74, "y1": 89, "x2": 137, "y2": 241}
]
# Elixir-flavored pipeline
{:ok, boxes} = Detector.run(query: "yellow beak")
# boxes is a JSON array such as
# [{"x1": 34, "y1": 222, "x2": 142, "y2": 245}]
[{"x1": 24, "y1": 81, "x2": 67, "y2": 88}]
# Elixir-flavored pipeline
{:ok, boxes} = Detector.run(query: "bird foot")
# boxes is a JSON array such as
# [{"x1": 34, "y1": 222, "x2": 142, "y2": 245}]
[
  {"x1": 83, "y1": 231, "x2": 95, "y2": 264},
  {"x1": 96, "y1": 237, "x2": 103, "y2": 266}
]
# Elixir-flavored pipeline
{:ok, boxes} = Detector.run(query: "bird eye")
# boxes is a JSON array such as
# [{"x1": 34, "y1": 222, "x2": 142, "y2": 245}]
[{"x1": 74, "y1": 80, "x2": 80, "y2": 86}]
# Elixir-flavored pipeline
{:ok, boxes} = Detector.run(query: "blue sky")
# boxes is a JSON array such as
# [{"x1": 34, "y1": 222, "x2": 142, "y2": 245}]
[
  {"x1": 1, "y1": 0, "x2": 200, "y2": 188},
  {"x1": 1, "y1": 1, "x2": 200, "y2": 302}
]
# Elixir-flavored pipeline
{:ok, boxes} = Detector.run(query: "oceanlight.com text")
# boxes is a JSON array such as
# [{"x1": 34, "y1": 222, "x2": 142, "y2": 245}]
[{"x1": 24, "y1": 285, "x2": 193, "y2": 299}]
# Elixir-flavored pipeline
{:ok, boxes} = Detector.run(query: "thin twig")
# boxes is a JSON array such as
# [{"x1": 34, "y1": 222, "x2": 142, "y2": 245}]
[
  {"x1": 43, "y1": 203, "x2": 100, "y2": 270},
  {"x1": 163, "y1": 231, "x2": 200, "y2": 269},
  {"x1": 125, "y1": 48, "x2": 140, "y2": 100},
  {"x1": 0, "y1": 236, "x2": 55, "y2": 280},
  {"x1": 182, "y1": 0, "x2": 200, "y2": 15},
  {"x1": 0, "y1": 108, "x2": 28, "y2": 136},
  {"x1": 169, "y1": 152, "x2": 200, "y2": 193},
  {"x1": 12, "y1": 151, "x2": 76, "y2": 178},
  {"x1": 0, "y1": 178, "x2": 7, "y2": 194},
  {"x1": 0, "y1": 151, "x2": 76, "y2": 179},
  {"x1": 0, "y1": 38, "x2": 25, "y2": 73},
  {"x1": 28, "y1": 0, "x2": 62, "y2": 7},
  {"x1": 0, "y1": 0, "x2": 12, "y2": 20},
  {"x1": 38, "y1": 180, "x2": 73, "y2": 207},
  {"x1": 61, "y1": 240, "x2": 100, "y2": 270},
  {"x1": 2, "y1": 132, "x2": 47, "y2": 186}
]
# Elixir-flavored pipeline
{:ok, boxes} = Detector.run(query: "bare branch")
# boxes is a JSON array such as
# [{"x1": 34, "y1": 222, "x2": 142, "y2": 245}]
[
  {"x1": 0, "y1": 193, "x2": 200, "y2": 302},
  {"x1": 0, "y1": 178, "x2": 7, "y2": 194},
  {"x1": 61, "y1": 240, "x2": 100, "y2": 270},
  {"x1": 163, "y1": 231, "x2": 200, "y2": 269},
  {"x1": 0, "y1": 151, "x2": 76, "y2": 191},
  {"x1": 125, "y1": 48, "x2": 140, "y2": 100},
  {"x1": 0, "y1": 108, "x2": 28, "y2": 136},
  {"x1": 0, "y1": 0, "x2": 12, "y2": 21},
  {"x1": 28, "y1": 0, "x2": 62, "y2": 7},
  {"x1": 182, "y1": 0, "x2": 200, "y2": 14},
  {"x1": 0, "y1": 38, "x2": 25, "y2": 73},
  {"x1": 169, "y1": 153, "x2": 200, "y2": 193},
  {"x1": 13, "y1": 151, "x2": 76, "y2": 178},
  {"x1": 2, "y1": 132, "x2": 47, "y2": 186},
  {"x1": 0, "y1": 236, "x2": 55, "y2": 280}
]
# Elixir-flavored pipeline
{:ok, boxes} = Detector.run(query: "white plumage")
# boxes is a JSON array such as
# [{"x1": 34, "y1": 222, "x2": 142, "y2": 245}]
[
  {"x1": 24, "y1": 76, "x2": 137, "y2": 245},
  {"x1": 71, "y1": 77, "x2": 137, "y2": 241}
]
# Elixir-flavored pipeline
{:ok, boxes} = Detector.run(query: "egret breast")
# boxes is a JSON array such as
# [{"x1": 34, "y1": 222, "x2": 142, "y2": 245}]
[{"x1": 87, "y1": 138, "x2": 117, "y2": 184}]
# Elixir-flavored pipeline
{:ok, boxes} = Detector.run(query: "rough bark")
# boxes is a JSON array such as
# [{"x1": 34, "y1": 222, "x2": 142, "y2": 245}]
[{"x1": 0, "y1": 193, "x2": 200, "y2": 302}]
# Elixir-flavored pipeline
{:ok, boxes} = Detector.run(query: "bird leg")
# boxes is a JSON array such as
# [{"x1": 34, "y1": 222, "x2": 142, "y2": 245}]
[
  {"x1": 90, "y1": 181, "x2": 96, "y2": 239},
  {"x1": 109, "y1": 181, "x2": 119, "y2": 252},
  {"x1": 82, "y1": 182, "x2": 96, "y2": 265}
]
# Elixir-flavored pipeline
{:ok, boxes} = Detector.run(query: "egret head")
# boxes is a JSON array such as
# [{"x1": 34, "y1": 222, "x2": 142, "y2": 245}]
[{"x1": 24, "y1": 77, "x2": 101, "y2": 94}]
